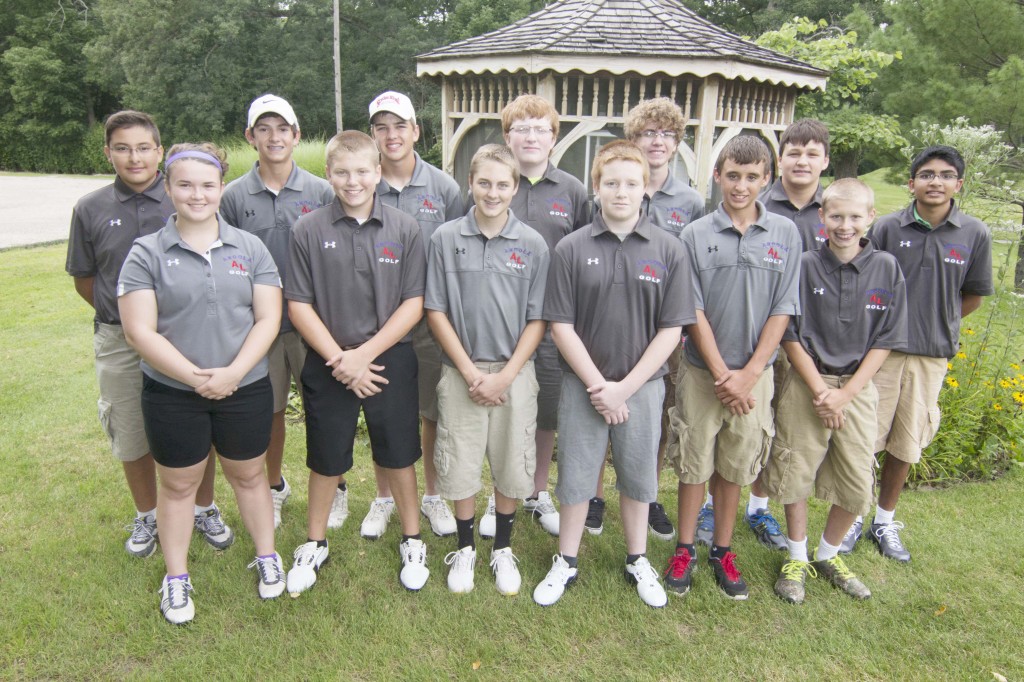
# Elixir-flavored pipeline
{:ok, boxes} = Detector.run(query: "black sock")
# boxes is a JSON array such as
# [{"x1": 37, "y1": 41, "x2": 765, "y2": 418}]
[
  {"x1": 626, "y1": 553, "x2": 644, "y2": 565},
  {"x1": 456, "y1": 516, "x2": 475, "y2": 550},
  {"x1": 676, "y1": 542, "x2": 696, "y2": 557},
  {"x1": 560, "y1": 554, "x2": 578, "y2": 568},
  {"x1": 493, "y1": 510, "x2": 515, "y2": 551},
  {"x1": 338, "y1": 481, "x2": 347, "y2": 492},
  {"x1": 308, "y1": 538, "x2": 328, "y2": 549},
  {"x1": 402, "y1": 533, "x2": 421, "y2": 543},
  {"x1": 270, "y1": 479, "x2": 285, "y2": 492},
  {"x1": 710, "y1": 544, "x2": 730, "y2": 560}
]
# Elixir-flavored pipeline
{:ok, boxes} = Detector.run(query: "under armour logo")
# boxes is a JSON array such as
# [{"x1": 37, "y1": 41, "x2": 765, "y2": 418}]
[
  {"x1": 109, "y1": 219, "x2": 122, "y2": 226},
  {"x1": 324, "y1": 241, "x2": 336, "y2": 248},
  {"x1": 899, "y1": 240, "x2": 912, "y2": 247},
  {"x1": 167, "y1": 258, "x2": 180, "y2": 266},
  {"x1": 587, "y1": 258, "x2": 599, "y2": 265},
  {"x1": 812, "y1": 287, "x2": 825, "y2": 295},
  {"x1": 454, "y1": 248, "x2": 466, "y2": 255},
  {"x1": 245, "y1": 209, "x2": 255, "y2": 218},
  {"x1": 707, "y1": 245, "x2": 718, "y2": 253}
]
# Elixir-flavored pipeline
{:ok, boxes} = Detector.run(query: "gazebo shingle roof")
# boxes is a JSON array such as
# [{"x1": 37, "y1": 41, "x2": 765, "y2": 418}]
[{"x1": 418, "y1": 0, "x2": 827, "y2": 78}]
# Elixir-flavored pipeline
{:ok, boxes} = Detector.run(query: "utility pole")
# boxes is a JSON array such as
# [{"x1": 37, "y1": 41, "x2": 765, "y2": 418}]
[{"x1": 333, "y1": 0, "x2": 343, "y2": 131}]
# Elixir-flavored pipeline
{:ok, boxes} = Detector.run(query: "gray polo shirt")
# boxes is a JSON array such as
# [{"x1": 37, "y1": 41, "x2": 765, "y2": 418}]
[
  {"x1": 287, "y1": 197, "x2": 426, "y2": 349},
  {"x1": 644, "y1": 173, "x2": 706, "y2": 237},
  {"x1": 869, "y1": 201, "x2": 994, "y2": 358},
  {"x1": 221, "y1": 162, "x2": 335, "y2": 334},
  {"x1": 544, "y1": 212, "x2": 694, "y2": 382},
  {"x1": 66, "y1": 174, "x2": 174, "y2": 326},
  {"x1": 117, "y1": 216, "x2": 281, "y2": 390},
  {"x1": 680, "y1": 201, "x2": 802, "y2": 371},
  {"x1": 376, "y1": 152, "x2": 464, "y2": 245},
  {"x1": 785, "y1": 240, "x2": 907, "y2": 375},
  {"x1": 762, "y1": 179, "x2": 825, "y2": 252},
  {"x1": 510, "y1": 162, "x2": 591, "y2": 252},
  {"x1": 425, "y1": 211, "x2": 549, "y2": 364}
]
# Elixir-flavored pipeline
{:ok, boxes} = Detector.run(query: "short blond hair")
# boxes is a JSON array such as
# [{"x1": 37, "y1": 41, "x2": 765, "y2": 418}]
[
  {"x1": 470, "y1": 144, "x2": 520, "y2": 186},
  {"x1": 624, "y1": 97, "x2": 687, "y2": 142},
  {"x1": 821, "y1": 178, "x2": 874, "y2": 211},
  {"x1": 591, "y1": 140, "x2": 649, "y2": 187},
  {"x1": 500, "y1": 94, "x2": 560, "y2": 138},
  {"x1": 325, "y1": 130, "x2": 380, "y2": 168}
]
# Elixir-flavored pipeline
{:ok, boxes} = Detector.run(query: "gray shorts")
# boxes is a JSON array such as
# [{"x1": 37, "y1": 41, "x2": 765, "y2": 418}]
[
  {"x1": 413, "y1": 319, "x2": 442, "y2": 422},
  {"x1": 93, "y1": 323, "x2": 149, "y2": 462},
  {"x1": 535, "y1": 333, "x2": 562, "y2": 431},
  {"x1": 268, "y1": 330, "x2": 306, "y2": 413},
  {"x1": 554, "y1": 372, "x2": 663, "y2": 506}
]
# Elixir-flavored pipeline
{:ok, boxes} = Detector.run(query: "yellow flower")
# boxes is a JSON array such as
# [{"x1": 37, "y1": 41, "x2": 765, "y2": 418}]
[
  {"x1": 1013, "y1": 391, "x2": 1024, "y2": 405},
  {"x1": 956, "y1": 351, "x2": 967, "y2": 359},
  {"x1": 993, "y1": 403, "x2": 1003, "y2": 411},
  {"x1": 947, "y1": 362, "x2": 953, "y2": 370},
  {"x1": 984, "y1": 381, "x2": 994, "y2": 388},
  {"x1": 1000, "y1": 379, "x2": 1011, "y2": 389},
  {"x1": 947, "y1": 377, "x2": 959, "y2": 388},
  {"x1": 964, "y1": 328, "x2": 976, "y2": 335},
  {"x1": 1011, "y1": 363, "x2": 1021, "y2": 370}
]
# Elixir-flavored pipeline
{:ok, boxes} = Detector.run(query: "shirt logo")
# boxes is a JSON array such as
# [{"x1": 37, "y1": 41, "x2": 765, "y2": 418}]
[
  {"x1": 377, "y1": 240, "x2": 403, "y2": 264},
  {"x1": 324, "y1": 241, "x2": 337, "y2": 249},
  {"x1": 454, "y1": 247, "x2": 466, "y2": 255},
  {"x1": 549, "y1": 200, "x2": 570, "y2": 218},
  {"x1": 812, "y1": 287, "x2": 825, "y2": 295},
  {"x1": 667, "y1": 209, "x2": 689, "y2": 228},
  {"x1": 899, "y1": 240, "x2": 912, "y2": 247},
  {"x1": 707, "y1": 245, "x2": 718, "y2": 253},
  {"x1": 866, "y1": 288, "x2": 893, "y2": 311},
  {"x1": 944, "y1": 246, "x2": 966, "y2": 266},
  {"x1": 229, "y1": 260, "x2": 249, "y2": 277},
  {"x1": 637, "y1": 258, "x2": 667, "y2": 284},
  {"x1": 762, "y1": 241, "x2": 790, "y2": 265},
  {"x1": 506, "y1": 252, "x2": 527, "y2": 270},
  {"x1": 764, "y1": 247, "x2": 783, "y2": 265},
  {"x1": 167, "y1": 258, "x2": 180, "y2": 266},
  {"x1": 109, "y1": 219, "x2": 122, "y2": 227},
  {"x1": 245, "y1": 209, "x2": 256, "y2": 218},
  {"x1": 417, "y1": 193, "x2": 441, "y2": 216},
  {"x1": 587, "y1": 257, "x2": 599, "y2": 265},
  {"x1": 816, "y1": 226, "x2": 827, "y2": 243}
]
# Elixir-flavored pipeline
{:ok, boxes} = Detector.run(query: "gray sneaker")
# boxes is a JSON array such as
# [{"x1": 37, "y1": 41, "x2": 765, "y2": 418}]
[
  {"x1": 125, "y1": 514, "x2": 158, "y2": 558},
  {"x1": 695, "y1": 503, "x2": 714, "y2": 546},
  {"x1": 774, "y1": 559, "x2": 814, "y2": 604},
  {"x1": 812, "y1": 555, "x2": 872, "y2": 600},
  {"x1": 194, "y1": 506, "x2": 235, "y2": 550},
  {"x1": 838, "y1": 518, "x2": 863, "y2": 554},
  {"x1": 869, "y1": 520, "x2": 911, "y2": 563}
]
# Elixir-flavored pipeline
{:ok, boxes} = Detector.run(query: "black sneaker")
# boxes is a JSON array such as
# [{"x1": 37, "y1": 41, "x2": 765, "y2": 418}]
[
  {"x1": 648, "y1": 501, "x2": 676, "y2": 540},
  {"x1": 663, "y1": 547, "x2": 696, "y2": 595},
  {"x1": 584, "y1": 497, "x2": 605, "y2": 535},
  {"x1": 709, "y1": 552, "x2": 749, "y2": 600}
]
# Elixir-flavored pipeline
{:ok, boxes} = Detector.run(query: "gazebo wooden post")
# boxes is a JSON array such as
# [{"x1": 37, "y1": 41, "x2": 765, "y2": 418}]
[{"x1": 694, "y1": 75, "x2": 721, "y2": 199}]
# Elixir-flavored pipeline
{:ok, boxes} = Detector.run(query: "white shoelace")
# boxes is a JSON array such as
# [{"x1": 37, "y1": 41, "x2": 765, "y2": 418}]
[
  {"x1": 874, "y1": 521, "x2": 906, "y2": 550},
  {"x1": 490, "y1": 549, "x2": 519, "y2": 573},
  {"x1": 403, "y1": 540, "x2": 426, "y2": 565},
  {"x1": 127, "y1": 517, "x2": 156, "y2": 543},
  {"x1": 248, "y1": 555, "x2": 284, "y2": 584},
  {"x1": 160, "y1": 578, "x2": 193, "y2": 609},
  {"x1": 292, "y1": 542, "x2": 322, "y2": 567},
  {"x1": 445, "y1": 548, "x2": 475, "y2": 571}
]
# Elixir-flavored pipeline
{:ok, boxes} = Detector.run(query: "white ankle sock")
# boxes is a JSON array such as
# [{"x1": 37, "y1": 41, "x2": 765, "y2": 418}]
[
  {"x1": 137, "y1": 508, "x2": 156, "y2": 520},
  {"x1": 705, "y1": 492, "x2": 714, "y2": 507},
  {"x1": 422, "y1": 494, "x2": 440, "y2": 503},
  {"x1": 747, "y1": 494, "x2": 769, "y2": 517},
  {"x1": 786, "y1": 536, "x2": 808, "y2": 562},
  {"x1": 377, "y1": 496, "x2": 394, "y2": 504},
  {"x1": 874, "y1": 506, "x2": 895, "y2": 525},
  {"x1": 194, "y1": 503, "x2": 216, "y2": 515},
  {"x1": 815, "y1": 536, "x2": 840, "y2": 561}
]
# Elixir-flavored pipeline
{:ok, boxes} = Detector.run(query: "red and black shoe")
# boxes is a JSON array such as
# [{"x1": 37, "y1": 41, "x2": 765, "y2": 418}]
[
  {"x1": 709, "y1": 551, "x2": 748, "y2": 600},
  {"x1": 663, "y1": 547, "x2": 696, "y2": 595}
]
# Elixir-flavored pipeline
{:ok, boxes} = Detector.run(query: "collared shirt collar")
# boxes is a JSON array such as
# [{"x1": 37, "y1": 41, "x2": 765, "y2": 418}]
[
  {"x1": 243, "y1": 161, "x2": 303, "y2": 195},
  {"x1": 652, "y1": 173, "x2": 686, "y2": 198},
  {"x1": 903, "y1": 200, "x2": 963, "y2": 231},
  {"x1": 113, "y1": 172, "x2": 166, "y2": 203},
  {"x1": 460, "y1": 209, "x2": 524, "y2": 239},
  {"x1": 329, "y1": 194, "x2": 384, "y2": 227},
  {"x1": 710, "y1": 201, "x2": 769, "y2": 233},
  {"x1": 819, "y1": 238, "x2": 874, "y2": 274},
  {"x1": 376, "y1": 152, "x2": 429, "y2": 195},
  {"x1": 158, "y1": 214, "x2": 244, "y2": 253},
  {"x1": 766, "y1": 179, "x2": 823, "y2": 208},
  {"x1": 589, "y1": 211, "x2": 653, "y2": 240}
]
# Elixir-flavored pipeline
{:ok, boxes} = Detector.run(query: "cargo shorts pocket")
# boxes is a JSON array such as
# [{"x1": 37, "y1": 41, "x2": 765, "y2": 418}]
[
  {"x1": 97, "y1": 398, "x2": 115, "y2": 441},
  {"x1": 921, "y1": 406, "x2": 941, "y2": 449},
  {"x1": 754, "y1": 422, "x2": 776, "y2": 476},
  {"x1": 433, "y1": 424, "x2": 452, "y2": 478},
  {"x1": 522, "y1": 421, "x2": 537, "y2": 478}
]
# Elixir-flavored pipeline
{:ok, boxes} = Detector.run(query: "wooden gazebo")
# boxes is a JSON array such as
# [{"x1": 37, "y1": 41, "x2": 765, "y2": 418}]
[{"x1": 416, "y1": 0, "x2": 828, "y2": 199}]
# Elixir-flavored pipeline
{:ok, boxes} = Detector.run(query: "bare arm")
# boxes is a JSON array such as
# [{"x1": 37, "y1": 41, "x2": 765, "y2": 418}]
[
  {"x1": 470, "y1": 320, "x2": 546, "y2": 406},
  {"x1": 812, "y1": 347, "x2": 891, "y2": 428},
  {"x1": 73, "y1": 276, "x2": 95, "y2": 309},
  {"x1": 587, "y1": 326, "x2": 682, "y2": 416},
  {"x1": 714, "y1": 314, "x2": 790, "y2": 411},
  {"x1": 961, "y1": 293, "x2": 983, "y2": 318},
  {"x1": 328, "y1": 297, "x2": 424, "y2": 389}
]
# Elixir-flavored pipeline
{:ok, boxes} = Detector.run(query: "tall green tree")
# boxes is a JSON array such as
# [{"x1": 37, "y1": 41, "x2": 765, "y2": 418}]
[{"x1": 679, "y1": 0, "x2": 882, "y2": 37}]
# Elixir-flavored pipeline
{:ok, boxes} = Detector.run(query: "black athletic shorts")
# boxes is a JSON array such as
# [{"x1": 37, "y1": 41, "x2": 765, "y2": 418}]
[
  {"x1": 302, "y1": 342, "x2": 421, "y2": 477},
  {"x1": 141, "y1": 375, "x2": 273, "y2": 468}
]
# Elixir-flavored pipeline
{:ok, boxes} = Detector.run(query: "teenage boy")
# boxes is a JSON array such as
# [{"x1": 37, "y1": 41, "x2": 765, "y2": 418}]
[
  {"x1": 66, "y1": 110, "x2": 231, "y2": 558},
  {"x1": 425, "y1": 144, "x2": 549, "y2": 594},
  {"x1": 363, "y1": 91, "x2": 463, "y2": 539},
  {"x1": 664, "y1": 135, "x2": 801, "y2": 600},
  {"x1": 221, "y1": 94, "x2": 336, "y2": 529},
  {"x1": 586, "y1": 97, "x2": 706, "y2": 541},
  {"x1": 703, "y1": 119, "x2": 832, "y2": 552},
  {"x1": 763, "y1": 179, "x2": 907, "y2": 604},
  {"x1": 533, "y1": 140, "x2": 692, "y2": 608},
  {"x1": 842, "y1": 145, "x2": 994, "y2": 561},
  {"x1": 482, "y1": 94, "x2": 590, "y2": 539},
  {"x1": 284, "y1": 131, "x2": 429, "y2": 593}
]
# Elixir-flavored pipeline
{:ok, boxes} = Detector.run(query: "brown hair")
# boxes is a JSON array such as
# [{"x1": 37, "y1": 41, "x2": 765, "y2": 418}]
[
  {"x1": 624, "y1": 97, "x2": 687, "y2": 142},
  {"x1": 470, "y1": 144, "x2": 520, "y2": 186},
  {"x1": 715, "y1": 135, "x2": 771, "y2": 174},
  {"x1": 104, "y1": 110, "x2": 161, "y2": 147},
  {"x1": 164, "y1": 142, "x2": 228, "y2": 180},
  {"x1": 779, "y1": 119, "x2": 830, "y2": 156}
]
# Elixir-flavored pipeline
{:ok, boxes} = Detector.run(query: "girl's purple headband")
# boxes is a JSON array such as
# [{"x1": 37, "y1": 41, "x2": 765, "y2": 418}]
[{"x1": 165, "y1": 150, "x2": 223, "y2": 172}]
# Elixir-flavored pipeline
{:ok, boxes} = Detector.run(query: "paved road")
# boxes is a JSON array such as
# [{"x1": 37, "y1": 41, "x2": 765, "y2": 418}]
[{"x1": 0, "y1": 174, "x2": 111, "y2": 249}]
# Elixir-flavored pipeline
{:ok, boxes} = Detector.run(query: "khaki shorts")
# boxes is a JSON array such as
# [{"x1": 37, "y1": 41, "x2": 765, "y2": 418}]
[
  {"x1": 667, "y1": 359, "x2": 774, "y2": 487},
  {"x1": 413, "y1": 319, "x2": 442, "y2": 422},
  {"x1": 771, "y1": 350, "x2": 791, "y2": 412},
  {"x1": 268, "y1": 331, "x2": 307, "y2": 413},
  {"x1": 873, "y1": 352, "x2": 946, "y2": 464},
  {"x1": 434, "y1": 361, "x2": 538, "y2": 500},
  {"x1": 93, "y1": 323, "x2": 149, "y2": 462},
  {"x1": 762, "y1": 369, "x2": 877, "y2": 516}
]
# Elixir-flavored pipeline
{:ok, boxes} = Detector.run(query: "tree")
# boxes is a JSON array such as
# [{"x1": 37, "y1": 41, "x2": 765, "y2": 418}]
[
  {"x1": 678, "y1": 0, "x2": 883, "y2": 37},
  {"x1": 754, "y1": 17, "x2": 905, "y2": 177}
]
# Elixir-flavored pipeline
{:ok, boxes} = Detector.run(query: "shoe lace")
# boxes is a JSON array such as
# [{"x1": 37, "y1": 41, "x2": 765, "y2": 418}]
[
  {"x1": 160, "y1": 577, "x2": 193, "y2": 609},
  {"x1": 719, "y1": 552, "x2": 743, "y2": 582},
  {"x1": 842, "y1": 521, "x2": 861, "y2": 542},
  {"x1": 485, "y1": 496, "x2": 496, "y2": 516},
  {"x1": 649, "y1": 502, "x2": 669, "y2": 525},
  {"x1": 292, "y1": 542, "x2": 321, "y2": 567},
  {"x1": 873, "y1": 521, "x2": 906, "y2": 551},
  {"x1": 127, "y1": 517, "x2": 156, "y2": 543},
  {"x1": 665, "y1": 550, "x2": 693, "y2": 579},
  {"x1": 585, "y1": 500, "x2": 604, "y2": 525},
  {"x1": 424, "y1": 498, "x2": 454, "y2": 521},
  {"x1": 490, "y1": 549, "x2": 519, "y2": 574},
  {"x1": 445, "y1": 548, "x2": 476, "y2": 573},
  {"x1": 197, "y1": 509, "x2": 226, "y2": 535},
  {"x1": 630, "y1": 557, "x2": 659, "y2": 585},
  {"x1": 535, "y1": 494, "x2": 557, "y2": 516},
  {"x1": 547, "y1": 555, "x2": 574, "y2": 582},
  {"x1": 780, "y1": 559, "x2": 816, "y2": 581},
  {"x1": 330, "y1": 489, "x2": 348, "y2": 516},
  {"x1": 403, "y1": 539, "x2": 426, "y2": 564},
  {"x1": 367, "y1": 499, "x2": 390, "y2": 523},
  {"x1": 751, "y1": 510, "x2": 783, "y2": 537},
  {"x1": 248, "y1": 555, "x2": 284, "y2": 584},
  {"x1": 696, "y1": 505, "x2": 714, "y2": 531},
  {"x1": 822, "y1": 556, "x2": 854, "y2": 581}
]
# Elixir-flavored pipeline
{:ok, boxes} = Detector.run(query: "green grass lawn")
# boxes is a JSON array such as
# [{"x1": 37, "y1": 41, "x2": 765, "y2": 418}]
[{"x1": 3, "y1": 246, "x2": 1023, "y2": 680}]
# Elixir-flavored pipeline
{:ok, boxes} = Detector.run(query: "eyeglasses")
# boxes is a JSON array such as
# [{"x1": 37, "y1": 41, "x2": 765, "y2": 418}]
[
  {"x1": 110, "y1": 145, "x2": 158, "y2": 156},
  {"x1": 509, "y1": 125, "x2": 554, "y2": 137},
  {"x1": 640, "y1": 130, "x2": 678, "y2": 140},
  {"x1": 914, "y1": 171, "x2": 959, "y2": 182}
]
